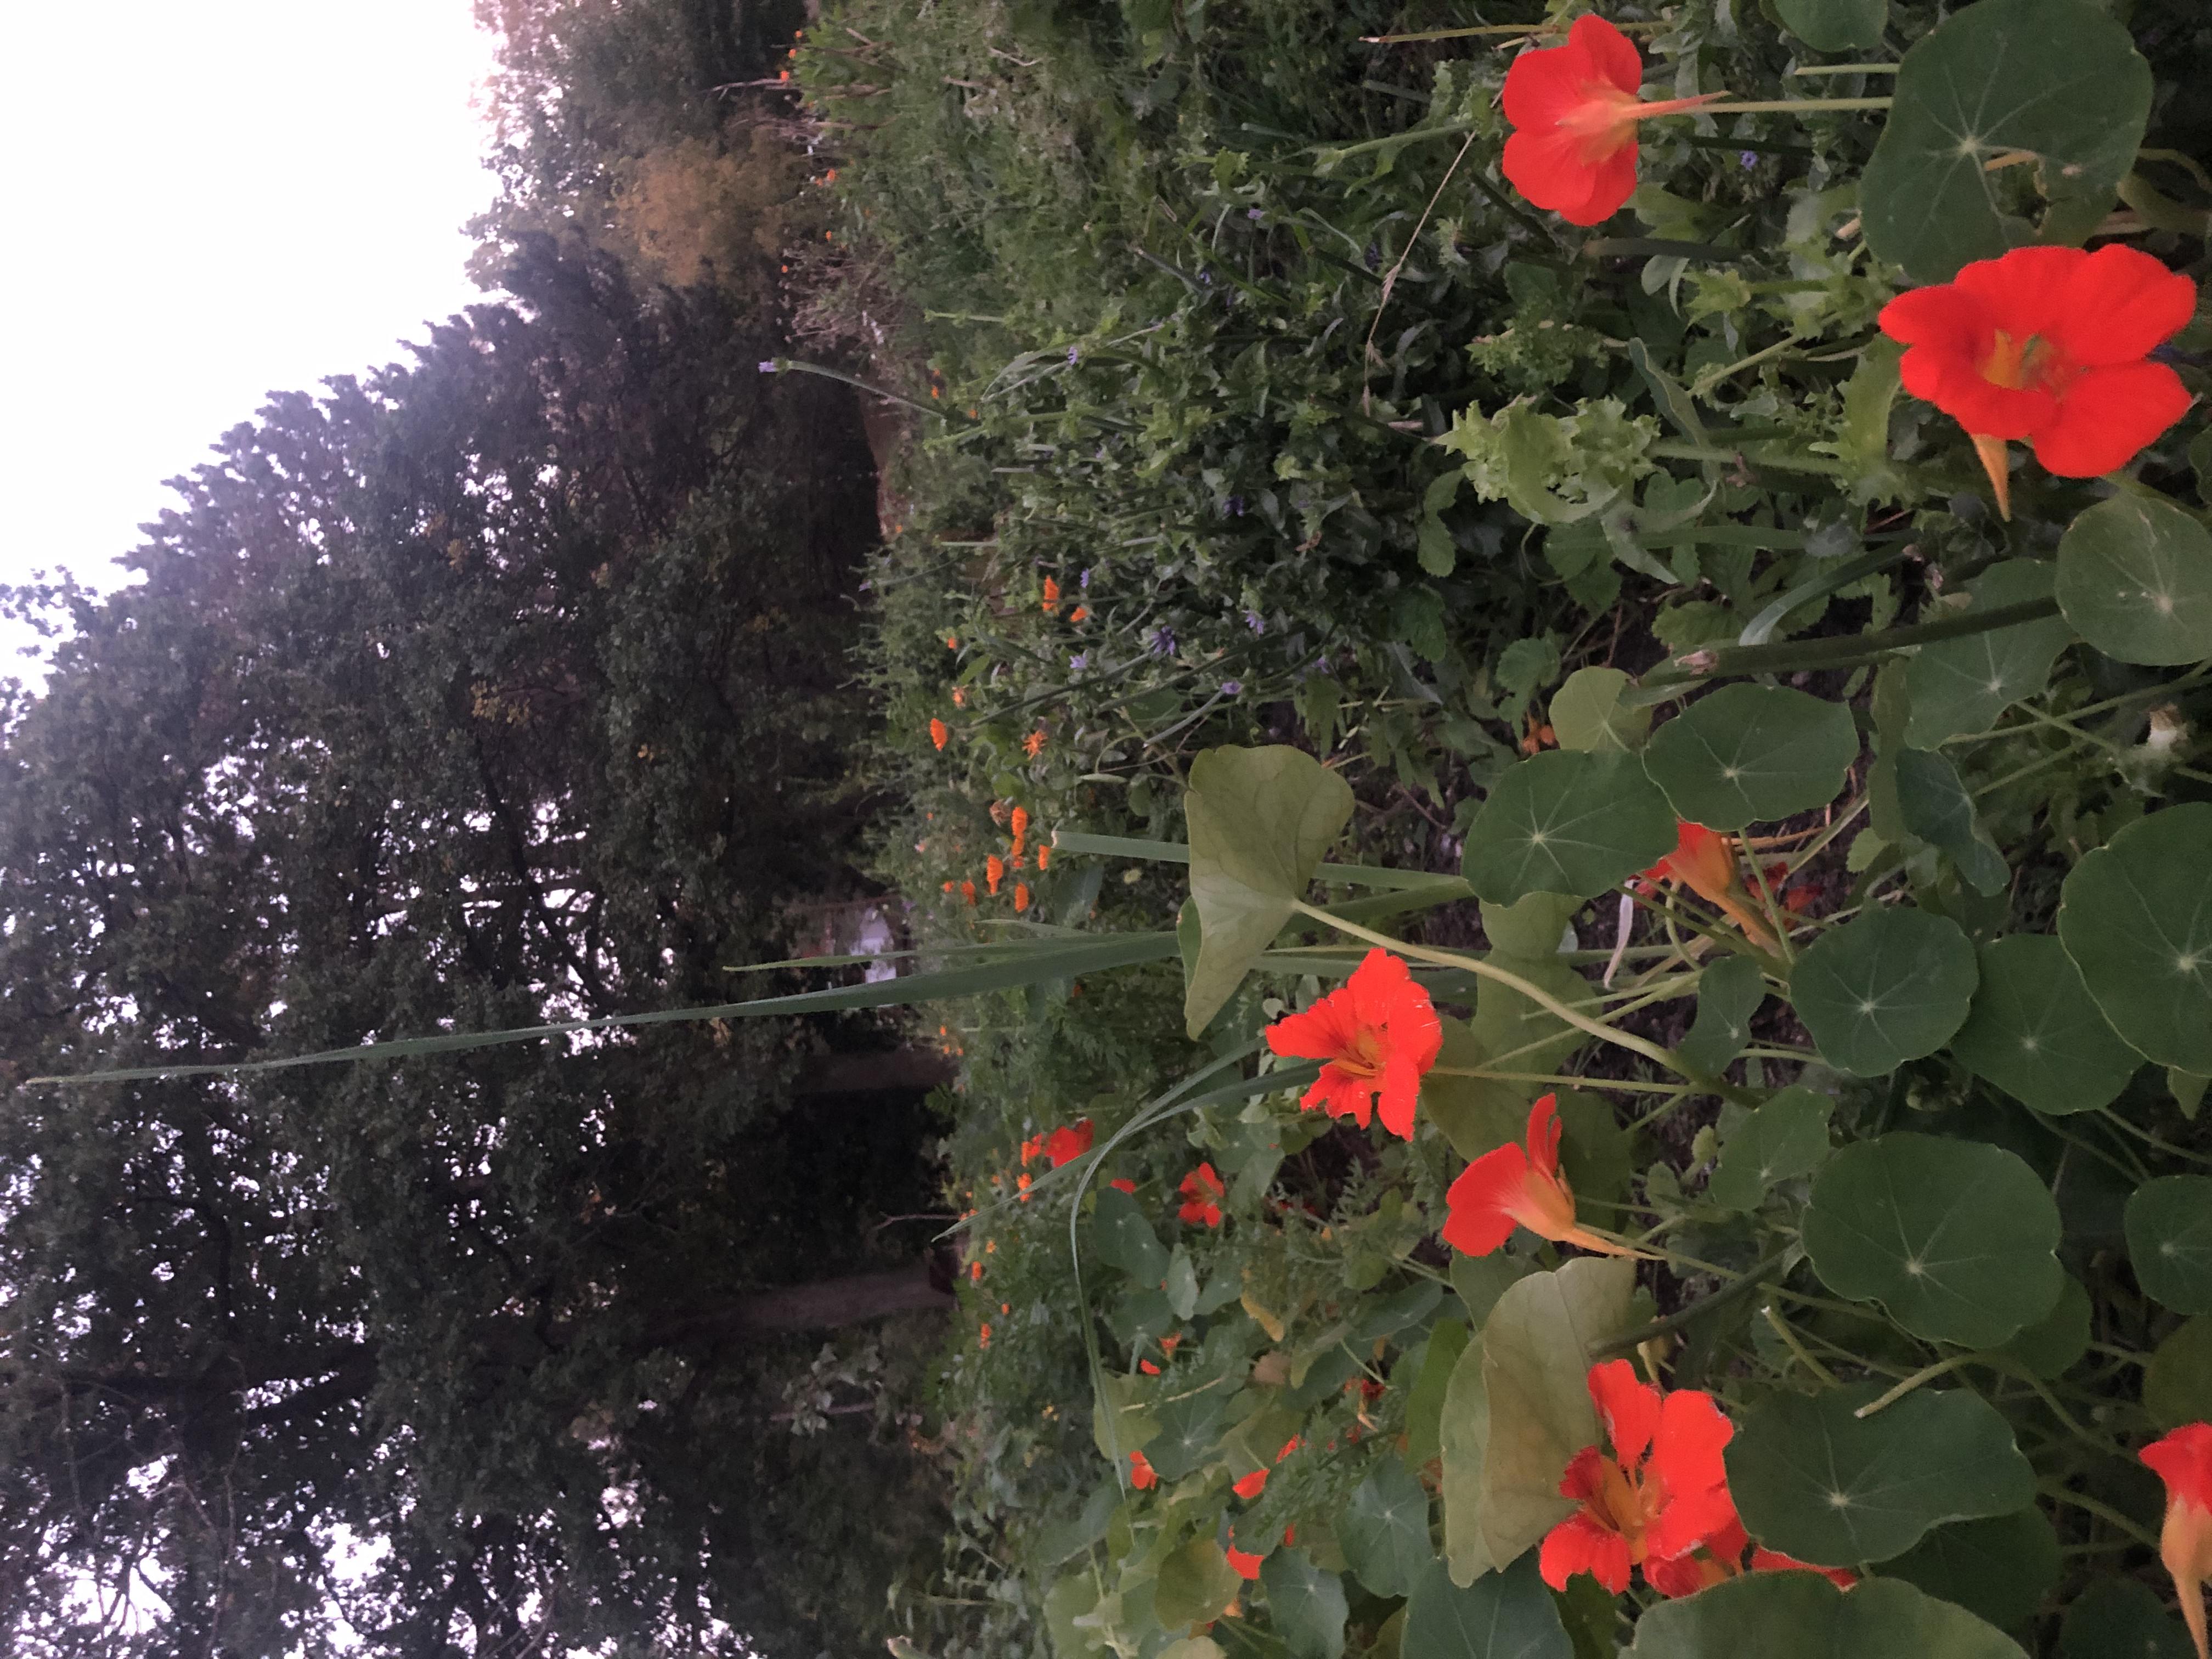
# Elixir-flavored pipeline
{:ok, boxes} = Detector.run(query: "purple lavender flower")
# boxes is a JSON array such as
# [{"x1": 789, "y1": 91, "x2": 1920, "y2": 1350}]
[
  {"x1": 758, "y1": 360, "x2": 779, "y2": 373},
  {"x1": 1221, "y1": 680, "x2": 1243, "y2": 696},
  {"x1": 1223, "y1": 496, "x2": 1245, "y2": 517},
  {"x1": 1066, "y1": 346, "x2": 1080, "y2": 365},
  {"x1": 1247, "y1": 207, "x2": 1264, "y2": 221},
  {"x1": 1068, "y1": 653, "x2": 1090, "y2": 673},
  {"x1": 1244, "y1": 611, "x2": 1265, "y2": 635},
  {"x1": 1739, "y1": 151, "x2": 1758, "y2": 170},
  {"x1": 1145, "y1": 625, "x2": 1177, "y2": 658},
  {"x1": 1079, "y1": 568, "x2": 1092, "y2": 591}
]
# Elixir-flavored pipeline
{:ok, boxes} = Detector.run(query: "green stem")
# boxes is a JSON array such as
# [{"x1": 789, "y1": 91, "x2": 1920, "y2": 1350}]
[
  {"x1": 1762, "y1": 1305, "x2": 1839, "y2": 1386},
  {"x1": 1293, "y1": 902, "x2": 1699, "y2": 1082},
  {"x1": 1788, "y1": 63, "x2": 1899, "y2": 76},
  {"x1": 1853, "y1": 1352, "x2": 1983, "y2": 1417},
  {"x1": 1649, "y1": 439, "x2": 1850, "y2": 476},
  {"x1": 764, "y1": 357, "x2": 946, "y2": 419},
  {"x1": 2039, "y1": 1483, "x2": 2160, "y2": 1550},
  {"x1": 1593, "y1": 1249, "x2": 1795, "y2": 1355},
  {"x1": 1637, "y1": 596, "x2": 2064, "y2": 694},
  {"x1": 1692, "y1": 98, "x2": 1894, "y2": 114}
]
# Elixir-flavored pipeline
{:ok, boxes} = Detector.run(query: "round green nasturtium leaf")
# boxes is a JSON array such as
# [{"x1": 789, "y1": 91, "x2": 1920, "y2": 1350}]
[
  {"x1": 1259, "y1": 1549, "x2": 1349, "y2": 1659},
  {"x1": 1725, "y1": 1383, "x2": 2038, "y2": 1567},
  {"x1": 1624, "y1": 1567, "x2": 2028, "y2": 1658},
  {"x1": 1773, "y1": 0, "x2": 1884, "y2": 53},
  {"x1": 1549, "y1": 666, "x2": 1651, "y2": 754},
  {"x1": 1803, "y1": 1133, "x2": 2063, "y2": 1347},
  {"x1": 1882, "y1": 1509, "x2": 2059, "y2": 1633},
  {"x1": 1144, "y1": 1385, "x2": 1231, "y2": 1480},
  {"x1": 2057, "y1": 495, "x2": 2212, "y2": 667},
  {"x1": 1460, "y1": 751, "x2": 1677, "y2": 906},
  {"x1": 1340, "y1": 1460, "x2": 1434, "y2": 1600},
  {"x1": 1997, "y1": 1274, "x2": 2091, "y2": 1381},
  {"x1": 2144, "y1": 1316, "x2": 2212, "y2": 1430},
  {"x1": 1156, "y1": 1538, "x2": 1242, "y2": 1630},
  {"x1": 1905, "y1": 561, "x2": 2075, "y2": 749},
  {"x1": 1401, "y1": 1554, "x2": 1572, "y2": 1659},
  {"x1": 1948, "y1": 936, "x2": 2142, "y2": 1116},
  {"x1": 1092, "y1": 1184, "x2": 1173, "y2": 1285},
  {"x1": 1892, "y1": 748, "x2": 2008, "y2": 897},
  {"x1": 1705, "y1": 1085, "x2": 1833, "y2": 1212},
  {"x1": 2125, "y1": 1175, "x2": 2212, "y2": 1315},
  {"x1": 2057, "y1": 1579, "x2": 2196, "y2": 1659},
  {"x1": 1677, "y1": 952, "x2": 1767, "y2": 1079},
  {"x1": 1792, "y1": 907, "x2": 1979, "y2": 1076},
  {"x1": 1643, "y1": 684, "x2": 1860, "y2": 831},
  {"x1": 1861, "y1": 0, "x2": 2152, "y2": 283},
  {"x1": 2058, "y1": 805, "x2": 2212, "y2": 1074}
]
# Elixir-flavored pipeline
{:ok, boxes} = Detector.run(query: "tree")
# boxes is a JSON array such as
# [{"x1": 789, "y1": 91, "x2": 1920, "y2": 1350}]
[{"x1": 0, "y1": 239, "x2": 936, "y2": 1657}]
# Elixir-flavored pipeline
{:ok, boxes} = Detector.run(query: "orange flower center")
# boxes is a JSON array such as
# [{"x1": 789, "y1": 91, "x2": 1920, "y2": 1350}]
[
  {"x1": 1978, "y1": 328, "x2": 2071, "y2": 396},
  {"x1": 1585, "y1": 1454, "x2": 1665, "y2": 1562},
  {"x1": 1335, "y1": 1028, "x2": 1387, "y2": 1080},
  {"x1": 1554, "y1": 84, "x2": 1726, "y2": 162}
]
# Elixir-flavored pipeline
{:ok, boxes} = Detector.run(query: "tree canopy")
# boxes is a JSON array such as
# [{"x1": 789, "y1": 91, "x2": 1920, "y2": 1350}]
[{"x1": 0, "y1": 238, "x2": 934, "y2": 1658}]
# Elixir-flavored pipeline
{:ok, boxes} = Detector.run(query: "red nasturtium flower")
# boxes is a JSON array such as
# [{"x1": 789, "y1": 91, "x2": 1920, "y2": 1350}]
[
  {"x1": 1226, "y1": 1543, "x2": 1265, "y2": 1580},
  {"x1": 1178, "y1": 1163, "x2": 1226, "y2": 1227},
  {"x1": 1109, "y1": 1177, "x2": 1137, "y2": 1194},
  {"x1": 1643, "y1": 821, "x2": 1778, "y2": 951},
  {"x1": 1042, "y1": 1118, "x2": 1094, "y2": 1168},
  {"x1": 1263, "y1": 947, "x2": 1443, "y2": 1138},
  {"x1": 1443, "y1": 1095, "x2": 1649, "y2": 1259},
  {"x1": 1540, "y1": 1360, "x2": 1739, "y2": 1596},
  {"x1": 1233, "y1": 1467, "x2": 1269, "y2": 1499},
  {"x1": 2143, "y1": 1422, "x2": 2212, "y2": 1659},
  {"x1": 1129, "y1": 1449, "x2": 1158, "y2": 1490},
  {"x1": 1878, "y1": 244, "x2": 2197, "y2": 518},
  {"x1": 929, "y1": 717, "x2": 949, "y2": 751},
  {"x1": 1502, "y1": 16, "x2": 1724, "y2": 226}
]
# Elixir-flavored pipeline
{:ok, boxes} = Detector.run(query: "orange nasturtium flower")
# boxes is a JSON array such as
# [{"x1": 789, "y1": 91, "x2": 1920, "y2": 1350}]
[
  {"x1": 1879, "y1": 244, "x2": 2196, "y2": 520},
  {"x1": 1539, "y1": 1361, "x2": 1739, "y2": 1596},
  {"x1": 1262, "y1": 947, "x2": 1443, "y2": 1138},
  {"x1": 1042, "y1": 1118, "x2": 1094, "y2": 1168},
  {"x1": 1177, "y1": 1163, "x2": 1226, "y2": 1228},
  {"x1": 1502, "y1": 15, "x2": 1723, "y2": 226},
  {"x1": 1129, "y1": 1449, "x2": 1158, "y2": 1490},
  {"x1": 1442, "y1": 1095, "x2": 1649, "y2": 1259},
  {"x1": 2143, "y1": 1422, "x2": 2212, "y2": 1659},
  {"x1": 929, "y1": 718, "x2": 949, "y2": 751},
  {"x1": 1643, "y1": 821, "x2": 1777, "y2": 951},
  {"x1": 985, "y1": 855, "x2": 1006, "y2": 895}
]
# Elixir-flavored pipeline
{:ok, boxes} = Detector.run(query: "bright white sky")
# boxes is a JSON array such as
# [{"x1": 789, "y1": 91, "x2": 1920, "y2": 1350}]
[{"x1": 0, "y1": 0, "x2": 499, "y2": 620}]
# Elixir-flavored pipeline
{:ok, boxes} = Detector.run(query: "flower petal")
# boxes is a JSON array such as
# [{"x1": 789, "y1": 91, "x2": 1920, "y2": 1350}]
[
  {"x1": 1587, "y1": 1359, "x2": 1662, "y2": 1470},
  {"x1": 1567, "y1": 12, "x2": 1644, "y2": 96},
  {"x1": 1376, "y1": 1055, "x2": 1423, "y2": 1139},
  {"x1": 1539, "y1": 1511, "x2": 1632, "y2": 1595},
  {"x1": 1526, "y1": 1093, "x2": 1565, "y2": 1177},
  {"x1": 1952, "y1": 244, "x2": 2086, "y2": 341},
  {"x1": 1648, "y1": 1386, "x2": 1735, "y2": 1500},
  {"x1": 2031, "y1": 360, "x2": 2194, "y2": 478},
  {"x1": 2051, "y1": 245, "x2": 2198, "y2": 366},
  {"x1": 1441, "y1": 1144, "x2": 1532, "y2": 1255}
]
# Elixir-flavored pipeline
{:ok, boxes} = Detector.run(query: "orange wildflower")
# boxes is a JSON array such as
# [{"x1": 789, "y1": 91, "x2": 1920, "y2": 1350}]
[
  {"x1": 1539, "y1": 1361, "x2": 1739, "y2": 1596},
  {"x1": 1502, "y1": 16, "x2": 1724, "y2": 226},
  {"x1": 978, "y1": 1322, "x2": 991, "y2": 1349},
  {"x1": 2145, "y1": 1423, "x2": 2212, "y2": 1659},
  {"x1": 1263, "y1": 948, "x2": 1442, "y2": 1138},
  {"x1": 1013, "y1": 882, "x2": 1031, "y2": 913},
  {"x1": 1642, "y1": 821, "x2": 1776, "y2": 950},
  {"x1": 986, "y1": 855, "x2": 1005, "y2": 895},
  {"x1": 1443, "y1": 1096, "x2": 1649, "y2": 1259},
  {"x1": 1024, "y1": 729, "x2": 1047, "y2": 757},
  {"x1": 1010, "y1": 805, "x2": 1030, "y2": 848},
  {"x1": 1069, "y1": 606, "x2": 1089, "y2": 623},
  {"x1": 1036, "y1": 844, "x2": 1051, "y2": 871},
  {"x1": 1042, "y1": 1119, "x2": 1093, "y2": 1167},
  {"x1": 930, "y1": 718, "x2": 949, "y2": 751},
  {"x1": 1041, "y1": 576, "x2": 1061, "y2": 610},
  {"x1": 951, "y1": 687, "x2": 966, "y2": 707},
  {"x1": 960, "y1": 881, "x2": 977, "y2": 907},
  {"x1": 1159, "y1": 1334, "x2": 1182, "y2": 1358},
  {"x1": 969, "y1": 1260, "x2": 982, "y2": 1282},
  {"x1": 1177, "y1": 1163, "x2": 1226, "y2": 1228},
  {"x1": 1141, "y1": 1358, "x2": 1161, "y2": 1375}
]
